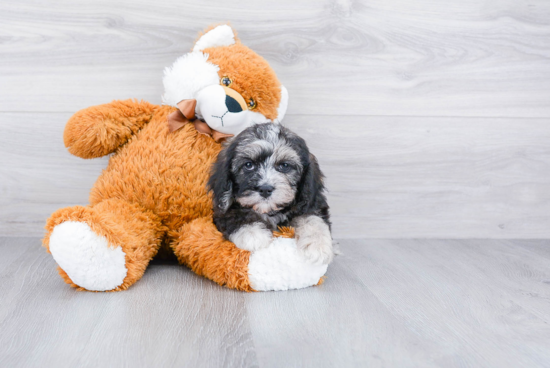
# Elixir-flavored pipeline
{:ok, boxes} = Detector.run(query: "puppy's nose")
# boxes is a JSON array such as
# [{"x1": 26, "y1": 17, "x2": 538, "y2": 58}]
[
  {"x1": 258, "y1": 185, "x2": 274, "y2": 198},
  {"x1": 225, "y1": 95, "x2": 243, "y2": 113}
]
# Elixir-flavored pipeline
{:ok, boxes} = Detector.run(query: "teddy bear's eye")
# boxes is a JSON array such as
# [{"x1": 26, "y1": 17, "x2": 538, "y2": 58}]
[
  {"x1": 248, "y1": 98, "x2": 257, "y2": 110},
  {"x1": 221, "y1": 76, "x2": 232, "y2": 87}
]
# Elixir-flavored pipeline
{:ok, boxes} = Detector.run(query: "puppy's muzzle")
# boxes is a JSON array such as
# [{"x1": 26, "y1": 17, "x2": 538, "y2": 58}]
[{"x1": 258, "y1": 185, "x2": 274, "y2": 198}]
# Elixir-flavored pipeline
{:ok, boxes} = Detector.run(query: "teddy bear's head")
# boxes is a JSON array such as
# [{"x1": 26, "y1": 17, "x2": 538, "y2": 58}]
[{"x1": 162, "y1": 25, "x2": 288, "y2": 138}]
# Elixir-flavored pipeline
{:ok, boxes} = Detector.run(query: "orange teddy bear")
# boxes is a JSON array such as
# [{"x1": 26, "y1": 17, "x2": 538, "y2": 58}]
[{"x1": 42, "y1": 25, "x2": 327, "y2": 292}]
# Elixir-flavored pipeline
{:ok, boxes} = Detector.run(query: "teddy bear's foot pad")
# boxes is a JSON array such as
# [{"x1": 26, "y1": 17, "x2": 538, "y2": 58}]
[{"x1": 49, "y1": 221, "x2": 127, "y2": 291}]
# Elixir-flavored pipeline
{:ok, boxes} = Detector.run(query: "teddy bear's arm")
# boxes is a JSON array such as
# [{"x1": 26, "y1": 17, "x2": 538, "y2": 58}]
[{"x1": 63, "y1": 99, "x2": 158, "y2": 159}]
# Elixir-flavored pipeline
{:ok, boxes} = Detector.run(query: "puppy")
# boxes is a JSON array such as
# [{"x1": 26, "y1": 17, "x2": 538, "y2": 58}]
[{"x1": 208, "y1": 123, "x2": 334, "y2": 265}]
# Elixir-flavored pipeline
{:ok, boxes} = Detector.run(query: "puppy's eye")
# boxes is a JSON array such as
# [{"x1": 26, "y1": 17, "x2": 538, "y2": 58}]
[
  {"x1": 247, "y1": 98, "x2": 257, "y2": 110},
  {"x1": 221, "y1": 76, "x2": 232, "y2": 87},
  {"x1": 243, "y1": 162, "x2": 255, "y2": 171},
  {"x1": 277, "y1": 162, "x2": 292, "y2": 173}
]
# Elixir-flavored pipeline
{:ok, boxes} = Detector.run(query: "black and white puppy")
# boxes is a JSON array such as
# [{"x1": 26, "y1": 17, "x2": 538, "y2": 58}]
[{"x1": 208, "y1": 123, "x2": 334, "y2": 265}]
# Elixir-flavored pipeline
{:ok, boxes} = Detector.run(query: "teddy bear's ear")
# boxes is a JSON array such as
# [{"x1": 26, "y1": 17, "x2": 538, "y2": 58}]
[
  {"x1": 193, "y1": 24, "x2": 239, "y2": 52},
  {"x1": 273, "y1": 85, "x2": 289, "y2": 123}
]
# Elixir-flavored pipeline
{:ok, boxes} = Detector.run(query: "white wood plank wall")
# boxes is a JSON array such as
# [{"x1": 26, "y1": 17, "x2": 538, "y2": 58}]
[{"x1": 1, "y1": 0, "x2": 549, "y2": 238}]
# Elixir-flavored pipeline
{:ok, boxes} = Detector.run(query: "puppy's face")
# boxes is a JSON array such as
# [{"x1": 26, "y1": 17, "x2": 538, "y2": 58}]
[
  {"x1": 232, "y1": 126, "x2": 303, "y2": 214},
  {"x1": 210, "y1": 123, "x2": 309, "y2": 215}
]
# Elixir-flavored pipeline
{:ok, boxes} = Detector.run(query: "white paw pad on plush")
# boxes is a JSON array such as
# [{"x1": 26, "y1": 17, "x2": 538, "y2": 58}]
[{"x1": 49, "y1": 222, "x2": 127, "y2": 291}]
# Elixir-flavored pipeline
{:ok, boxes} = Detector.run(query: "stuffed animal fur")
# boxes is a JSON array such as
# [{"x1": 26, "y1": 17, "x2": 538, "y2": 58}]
[{"x1": 42, "y1": 25, "x2": 327, "y2": 292}]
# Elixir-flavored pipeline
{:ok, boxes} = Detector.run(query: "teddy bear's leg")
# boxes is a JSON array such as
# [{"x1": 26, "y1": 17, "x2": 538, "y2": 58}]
[
  {"x1": 170, "y1": 217, "x2": 254, "y2": 291},
  {"x1": 43, "y1": 199, "x2": 164, "y2": 291},
  {"x1": 170, "y1": 218, "x2": 328, "y2": 292}
]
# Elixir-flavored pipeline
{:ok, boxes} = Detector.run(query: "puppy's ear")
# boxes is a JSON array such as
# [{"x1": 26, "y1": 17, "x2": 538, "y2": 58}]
[
  {"x1": 294, "y1": 153, "x2": 327, "y2": 214},
  {"x1": 208, "y1": 142, "x2": 236, "y2": 214}
]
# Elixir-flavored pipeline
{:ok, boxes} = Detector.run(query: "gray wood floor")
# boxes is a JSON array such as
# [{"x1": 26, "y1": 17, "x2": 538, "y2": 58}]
[{"x1": 2, "y1": 237, "x2": 550, "y2": 368}]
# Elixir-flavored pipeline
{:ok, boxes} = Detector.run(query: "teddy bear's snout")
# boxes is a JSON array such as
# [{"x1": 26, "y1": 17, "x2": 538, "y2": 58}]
[
  {"x1": 225, "y1": 94, "x2": 242, "y2": 113},
  {"x1": 222, "y1": 86, "x2": 247, "y2": 113},
  {"x1": 194, "y1": 84, "x2": 268, "y2": 135}
]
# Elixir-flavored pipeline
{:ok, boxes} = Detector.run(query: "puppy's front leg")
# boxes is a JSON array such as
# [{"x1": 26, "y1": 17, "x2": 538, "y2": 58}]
[
  {"x1": 293, "y1": 215, "x2": 334, "y2": 265},
  {"x1": 228, "y1": 223, "x2": 273, "y2": 252},
  {"x1": 214, "y1": 209, "x2": 273, "y2": 252}
]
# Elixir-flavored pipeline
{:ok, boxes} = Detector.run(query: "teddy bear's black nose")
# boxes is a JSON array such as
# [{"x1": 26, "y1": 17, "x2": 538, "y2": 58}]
[{"x1": 225, "y1": 95, "x2": 243, "y2": 113}]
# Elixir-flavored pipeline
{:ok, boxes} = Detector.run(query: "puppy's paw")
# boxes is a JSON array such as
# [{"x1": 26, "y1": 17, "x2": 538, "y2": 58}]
[
  {"x1": 295, "y1": 216, "x2": 334, "y2": 265},
  {"x1": 298, "y1": 233, "x2": 334, "y2": 265},
  {"x1": 229, "y1": 223, "x2": 273, "y2": 252}
]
